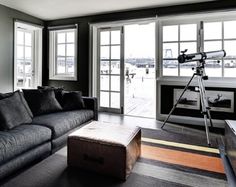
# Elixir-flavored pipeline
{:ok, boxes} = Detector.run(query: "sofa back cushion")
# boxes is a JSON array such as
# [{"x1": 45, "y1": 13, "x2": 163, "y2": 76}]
[
  {"x1": 0, "y1": 91, "x2": 33, "y2": 118},
  {"x1": 37, "y1": 86, "x2": 64, "y2": 105},
  {"x1": 62, "y1": 91, "x2": 85, "y2": 111},
  {"x1": 23, "y1": 89, "x2": 63, "y2": 116},
  {"x1": 0, "y1": 91, "x2": 33, "y2": 130}
]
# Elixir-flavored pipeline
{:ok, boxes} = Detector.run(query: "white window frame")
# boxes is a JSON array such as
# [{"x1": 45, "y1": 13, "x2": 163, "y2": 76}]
[
  {"x1": 49, "y1": 28, "x2": 77, "y2": 81},
  {"x1": 14, "y1": 21, "x2": 43, "y2": 90},
  {"x1": 159, "y1": 11, "x2": 236, "y2": 82}
]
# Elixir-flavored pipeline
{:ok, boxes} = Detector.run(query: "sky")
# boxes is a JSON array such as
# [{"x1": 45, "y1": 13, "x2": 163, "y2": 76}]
[{"x1": 124, "y1": 22, "x2": 155, "y2": 59}]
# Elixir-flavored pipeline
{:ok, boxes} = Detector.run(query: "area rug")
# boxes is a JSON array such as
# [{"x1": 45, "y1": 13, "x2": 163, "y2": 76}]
[
  {"x1": 138, "y1": 128, "x2": 227, "y2": 187},
  {"x1": 2, "y1": 128, "x2": 227, "y2": 187}
]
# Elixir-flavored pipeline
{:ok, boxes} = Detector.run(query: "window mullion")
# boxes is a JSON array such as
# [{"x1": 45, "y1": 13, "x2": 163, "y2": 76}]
[
  {"x1": 222, "y1": 21, "x2": 225, "y2": 77},
  {"x1": 178, "y1": 25, "x2": 180, "y2": 77},
  {"x1": 65, "y1": 32, "x2": 67, "y2": 74}
]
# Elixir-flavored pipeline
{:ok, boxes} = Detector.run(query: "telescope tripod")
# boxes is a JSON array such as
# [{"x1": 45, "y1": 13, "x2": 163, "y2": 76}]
[{"x1": 161, "y1": 64, "x2": 213, "y2": 146}]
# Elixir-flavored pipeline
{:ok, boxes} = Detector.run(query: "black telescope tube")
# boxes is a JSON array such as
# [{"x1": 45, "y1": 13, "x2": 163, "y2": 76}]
[{"x1": 178, "y1": 50, "x2": 226, "y2": 64}]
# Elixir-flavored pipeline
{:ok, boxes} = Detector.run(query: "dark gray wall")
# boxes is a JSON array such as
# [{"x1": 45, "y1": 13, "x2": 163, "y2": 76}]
[
  {"x1": 0, "y1": 4, "x2": 44, "y2": 93},
  {"x1": 44, "y1": 0, "x2": 236, "y2": 96}
]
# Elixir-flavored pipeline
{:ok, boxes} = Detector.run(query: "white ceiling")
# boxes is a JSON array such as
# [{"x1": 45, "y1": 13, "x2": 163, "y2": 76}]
[{"x1": 0, "y1": 0, "x2": 215, "y2": 20}]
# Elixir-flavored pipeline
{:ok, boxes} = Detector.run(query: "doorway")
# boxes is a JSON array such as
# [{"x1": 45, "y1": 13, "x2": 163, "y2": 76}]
[
  {"x1": 14, "y1": 21, "x2": 43, "y2": 90},
  {"x1": 96, "y1": 21, "x2": 156, "y2": 118},
  {"x1": 124, "y1": 22, "x2": 156, "y2": 118}
]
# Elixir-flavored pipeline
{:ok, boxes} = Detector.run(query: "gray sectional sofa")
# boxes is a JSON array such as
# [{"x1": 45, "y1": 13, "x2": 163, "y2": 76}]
[{"x1": 0, "y1": 90, "x2": 97, "y2": 181}]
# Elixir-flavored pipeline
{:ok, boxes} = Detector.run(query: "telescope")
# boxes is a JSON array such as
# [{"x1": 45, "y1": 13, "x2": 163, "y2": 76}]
[{"x1": 178, "y1": 50, "x2": 226, "y2": 64}]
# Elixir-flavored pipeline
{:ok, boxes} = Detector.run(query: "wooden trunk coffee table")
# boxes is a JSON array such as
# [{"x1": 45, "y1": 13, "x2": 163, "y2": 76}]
[{"x1": 67, "y1": 121, "x2": 141, "y2": 180}]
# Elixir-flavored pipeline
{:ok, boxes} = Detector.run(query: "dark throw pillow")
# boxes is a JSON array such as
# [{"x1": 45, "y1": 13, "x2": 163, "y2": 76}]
[
  {"x1": 23, "y1": 89, "x2": 63, "y2": 116},
  {"x1": 0, "y1": 91, "x2": 33, "y2": 118},
  {"x1": 62, "y1": 91, "x2": 85, "y2": 111},
  {"x1": 37, "y1": 86, "x2": 64, "y2": 105},
  {"x1": 0, "y1": 91, "x2": 32, "y2": 130}
]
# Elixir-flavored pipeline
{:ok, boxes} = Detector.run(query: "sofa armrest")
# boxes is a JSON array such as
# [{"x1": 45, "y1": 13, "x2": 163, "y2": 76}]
[{"x1": 82, "y1": 97, "x2": 98, "y2": 120}]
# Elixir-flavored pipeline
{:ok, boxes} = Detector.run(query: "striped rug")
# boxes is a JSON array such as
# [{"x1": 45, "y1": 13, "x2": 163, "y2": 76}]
[
  {"x1": 137, "y1": 128, "x2": 227, "y2": 187},
  {"x1": 2, "y1": 127, "x2": 228, "y2": 187}
]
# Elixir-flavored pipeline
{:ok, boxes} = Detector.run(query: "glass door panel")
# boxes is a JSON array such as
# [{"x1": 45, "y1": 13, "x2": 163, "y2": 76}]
[
  {"x1": 98, "y1": 27, "x2": 124, "y2": 113},
  {"x1": 16, "y1": 30, "x2": 35, "y2": 89}
]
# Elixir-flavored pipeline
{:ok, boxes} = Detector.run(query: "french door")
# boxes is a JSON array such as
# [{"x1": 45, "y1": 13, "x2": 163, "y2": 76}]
[
  {"x1": 15, "y1": 29, "x2": 35, "y2": 89},
  {"x1": 98, "y1": 27, "x2": 124, "y2": 113}
]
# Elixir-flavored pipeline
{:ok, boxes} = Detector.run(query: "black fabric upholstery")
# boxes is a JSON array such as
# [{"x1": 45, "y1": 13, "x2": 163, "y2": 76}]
[
  {"x1": 0, "y1": 92, "x2": 32, "y2": 130},
  {"x1": 19, "y1": 92, "x2": 33, "y2": 118},
  {"x1": 0, "y1": 124, "x2": 51, "y2": 165},
  {"x1": 0, "y1": 92, "x2": 13, "y2": 99},
  {"x1": 22, "y1": 89, "x2": 62, "y2": 116},
  {"x1": 0, "y1": 142, "x2": 51, "y2": 180},
  {"x1": 0, "y1": 91, "x2": 33, "y2": 118},
  {"x1": 33, "y1": 110, "x2": 94, "y2": 139},
  {"x1": 62, "y1": 91, "x2": 85, "y2": 111},
  {"x1": 83, "y1": 97, "x2": 98, "y2": 120},
  {"x1": 37, "y1": 86, "x2": 64, "y2": 105}
]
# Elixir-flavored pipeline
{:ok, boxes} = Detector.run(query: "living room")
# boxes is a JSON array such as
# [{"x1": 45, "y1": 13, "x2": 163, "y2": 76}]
[{"x1": 0, "y1": 0, "x2": 235, "y2": 186}]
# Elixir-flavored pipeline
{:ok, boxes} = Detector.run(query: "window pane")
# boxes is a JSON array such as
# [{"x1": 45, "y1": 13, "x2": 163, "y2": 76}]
[
  {"x1": 66, "y1": 32, "x2": 75, "y2": 43},
  {"x1": 25, "y1": 32, "x2": 32, "y2": 46},
  {"x1": 57, "y1": 44, "x2": 65, "y2": 56},
  {"x1": 17, "y1": 31, "x2": 24, "y2": 45},
  {"x1": 204, "y1": 41, "x2": 222, "y2": 51},
  {"x1": 57, "y1": 57, "x2": 66, "y2": 74},
  {"x1": 163, "y1": 25, "x2": 178, "y2": 42},
  {"x1": 66, "y1": 44, "x2": 74, "y2": 56},
  {"x1": 17, "y1": 46, "x2": 24, "y2": 59},
  {"x1": 180, "y1": 42, "x2": 197, "y2": 54},
  {"x1": 224, "y1": 41, "x2": 236, "y2": 58},
  {"x1": 100, "y1": 31, "x2": 110, "y2": 45},
  {"x1": 100, "y1": 61, "x2": 109, "y2": 74},
  {"x1": 163, "y1": 43, "x2": 178, "y2": 58},
  {"x1": 163, "y1": 60, "x2": 178, "y2": 76},
  {"x1": 100, "y1": 92, "x2": 109, "y2": 107},
  {"x1": 180, "y1": 62, "x2": 196, "y2": 76},
  {"x1": 25, "y1": 61, "x2": 32, "y2": 74},
  {"x1": 111, "y1": 46, "x2": 120, "y2": 59},
  {"x1": 100, "y1": 46, "x2": 109, "y2": 59},
  {"x1": 66, "y1": 57, "x2": 74, "y2": 73},
  {"x1": 205, "y1": 60, "x2": 222, "y2": 77},
  {"x1": 111, "y1": 61, "x2": 120, "y2": 74},
  {"x1": 111, "y1": 30, "x2": 120, "y2": 44},
  {"x1": 224, "y1": 21, "x2": 236, "y2": 39},
  {"x1": 25, "y1": 47, "x2": 31, "y2": 60},
  {"x1": 224, "y1": 60, "x2": 236, "y2": 77},
  {"x1": 100, "y1": 75, "x2": 109, "y2": 90},
  {"x1": 111, "y1": 92, "x2": 120, "y2": 108},
  {"x1": 204, "y1": 22, "x2": 222, "y2": 40},
  {"x1": 180, "y1": 24, "x2": 197, "y2": 41},
  {"x1": 57, "y1": 33, "x2": 65, "y2": 43},
  {"x1": 17, "y1": 60, "x2": 24, "y2": 77},
  {"x1": 111, "y1": 76, "x2": 120, "y2": 91}
]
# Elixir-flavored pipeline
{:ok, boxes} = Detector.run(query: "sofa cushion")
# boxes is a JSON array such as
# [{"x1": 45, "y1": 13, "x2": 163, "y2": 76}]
[
  {"x1": 62, "y1": 91, "x2": 85, "y2": 111},
  {"x1": 0, "y1": 124, "x2": 51, "y2": 165},
  {"x1": 23, "y1": 89, "x2": 62, "y2": 116},
  {"x1": 0, "y1": 91, "x2": 33, "y2": 130},
  {"x1": 32, "y1": 110, "x2": 94, "y2": 139},
  {"x1": 0, "y1": 91, "x2": 33, "y2": 118},
  {"x1": 37, "y1": 86, "x2": 64, "y2": 105}
]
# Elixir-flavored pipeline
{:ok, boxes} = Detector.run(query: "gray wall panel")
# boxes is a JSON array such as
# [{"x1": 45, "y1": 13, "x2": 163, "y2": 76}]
[{"x1": 0, "y1": 4, "x2": 44, "y2": 93}]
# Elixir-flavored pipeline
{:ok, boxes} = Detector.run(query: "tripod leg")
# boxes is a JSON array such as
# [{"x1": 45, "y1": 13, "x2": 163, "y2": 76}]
[
  {"x1": 161, "y1": 74, "x2": 196, "y2": 129},
  {"x1": 203, "y1": 114, "x2": 211, "y2": 145},
  {"x1": 207, "y1": 110, "x2": 213, "y2": 127},
  {"x1": 198, "y1": 76, "x2": 211, "y2": 145}
]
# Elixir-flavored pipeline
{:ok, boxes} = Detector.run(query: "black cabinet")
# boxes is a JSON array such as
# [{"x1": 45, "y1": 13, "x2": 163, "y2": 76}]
[{"x1": 225, "y1": 120, "x2": 236, "y2": 175}]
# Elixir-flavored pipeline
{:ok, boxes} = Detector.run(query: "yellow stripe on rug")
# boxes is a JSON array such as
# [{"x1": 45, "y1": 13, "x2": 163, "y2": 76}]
[{"x1": 142, "y1": 137, "x2": 219, "y2": 154}]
